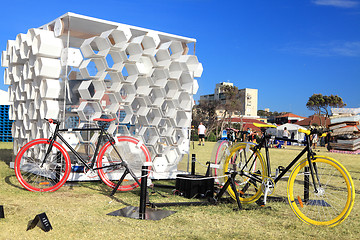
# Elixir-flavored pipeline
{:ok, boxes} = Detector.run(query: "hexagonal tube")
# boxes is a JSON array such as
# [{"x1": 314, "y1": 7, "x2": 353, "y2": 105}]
[
  {"x1": 39, "y1": 100, "x2": 60, "y2": 119},
  {"x1": 161, "y1": 100, "x2": 177, "y2": 118},
  {"x1": 40, "y1": 79, "x2": 62, "y2": 99},
  {"x1": 122, "y1": 63, "x2": 139, "y2": 83},
  {"x1": 125, "y1": 42, "x2": 143, "y2": 62},
  {"x1": 34, "y1": 57, "x2": 62, "y2": 79},
  {"x1": 149, "y1": 88, "x2": 165, "y2": 107},
  {"x1": 178, "y1": 92, "x2": 192, "y2": 110},
  {"x1": 100, "y1": 28, "x2": 131, "y2": 49},
  {"x1": 117, "y1": 105, "x2": 133, "y2": 123},
  {"x1": 135, "y1": 77, "x2": 151, "y2": 96},
  {"x1": 79, "y1": 58, "x2": 107, "y2": 79},
  {"x1": 131, "y1": 97, "x2": 150, "y2": 116},
  {"x1": 139, "y1": 126, "x2": 159, "y2": 146},
  {"x1": 80, "y1": 36, "x2": 111, "y2": 58},
  {"x1": 150, "y1": 68, "x2": 169, "y2": 88},
  {"x1": 78, "y1": 80, "x2": 106, "y2": 101},
  {"x1": 105, "y1": 50, "x2": 126, "y2": 71},
  {"x1": 119, "y1": 83, "x2": 136, "y2": 104},
  {"x1": 32, "y1": 31, "x2": 63, "y2": 58},
  {"x1": 76, "y1": 101, "x2": 102, "y2": 121}
]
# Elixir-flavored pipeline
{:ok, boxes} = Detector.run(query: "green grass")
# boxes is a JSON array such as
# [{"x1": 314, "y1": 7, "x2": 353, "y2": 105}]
[{"x1": 0, "y1": 141, "x2": 359, "y2": 240}]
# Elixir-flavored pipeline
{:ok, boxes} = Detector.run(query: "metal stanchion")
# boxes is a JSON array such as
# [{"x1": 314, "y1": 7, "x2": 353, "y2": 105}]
[{"x1": 139, "y1": 165, "x2": 148, "y2": 220}]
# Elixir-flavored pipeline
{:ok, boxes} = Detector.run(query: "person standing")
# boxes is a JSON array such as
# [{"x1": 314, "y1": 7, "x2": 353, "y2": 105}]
[
  {"x1": 198, "y1": 122, "x2": 206, "y2": 146},
  {"x1": 282, "y1": 127, "x2": 290, "y2": 148}
]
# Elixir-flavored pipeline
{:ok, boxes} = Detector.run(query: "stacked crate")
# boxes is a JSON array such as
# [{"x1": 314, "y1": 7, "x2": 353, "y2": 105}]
[{"x1": 0, "y1": 105, "x2": 13, "y2": 142}]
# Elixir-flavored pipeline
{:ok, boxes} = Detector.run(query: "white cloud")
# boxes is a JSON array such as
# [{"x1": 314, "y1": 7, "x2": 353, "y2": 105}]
[
  {"x1": 312, "y1": 0, "x2": 359, "y2": 8},
  {"x1": 280, "y1": 41, "x2": 360, "y2": 57}
]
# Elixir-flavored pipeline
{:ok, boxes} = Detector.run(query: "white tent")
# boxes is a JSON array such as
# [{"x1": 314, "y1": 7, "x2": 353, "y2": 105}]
[{"x1": 276, "y1": 123, "x2": 307, "y2": 143}]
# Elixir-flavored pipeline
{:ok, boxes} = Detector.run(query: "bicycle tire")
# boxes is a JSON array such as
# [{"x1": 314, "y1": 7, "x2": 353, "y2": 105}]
[
  {"x1": 223, "y1": 142, "x2": 267, "y2": 204},
  {"x1": 97, "y1": 136, "x2": 151, "y2": 191},
  {"x1": 14, "y1": 138, "x2": 71, "y2": 192},
  {"x1": 287, "y1": 156, "x2": 355, "y2": 227},
  {"x1": 212, "y1": 140, "x2": 230, "y2": 177}
]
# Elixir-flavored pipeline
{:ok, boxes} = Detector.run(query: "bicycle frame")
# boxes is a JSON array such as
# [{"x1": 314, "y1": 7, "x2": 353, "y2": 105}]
[
  {"x1": 241, "y1": 129, "x2": 320, "y2": 193},
  {"x1": 42, "y1": 121, "x2": 123, "y2": 172}
]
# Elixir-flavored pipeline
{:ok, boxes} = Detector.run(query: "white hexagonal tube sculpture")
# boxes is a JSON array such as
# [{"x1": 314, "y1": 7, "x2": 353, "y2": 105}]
[{"x1": 5, "y1": 13, "x2": 204, "y2": 181}]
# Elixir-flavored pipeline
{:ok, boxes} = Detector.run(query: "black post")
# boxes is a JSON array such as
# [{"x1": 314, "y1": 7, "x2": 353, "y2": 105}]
[
  {"x1": 191, "y1": 154, "x2": 196, "y2": 175},
  {"x1": 304, "y1": 166, "x2": 310, "y2": 203},
  {"x1": 0, "y1": 205, "x2": 4, "y2": 218},
  {"x1": 139, "y1": 165, "x2": 148, "y2": 220}
]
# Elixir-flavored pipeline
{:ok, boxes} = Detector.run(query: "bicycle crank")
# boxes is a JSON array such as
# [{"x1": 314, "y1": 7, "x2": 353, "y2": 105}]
[{"x1": 261, "y1": 177, "x2": 275, "y2": 205}]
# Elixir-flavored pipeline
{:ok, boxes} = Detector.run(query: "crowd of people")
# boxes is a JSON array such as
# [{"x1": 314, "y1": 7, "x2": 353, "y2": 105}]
[{"x1": 195, "y1": 123, "x2": 322, "y2": 149}]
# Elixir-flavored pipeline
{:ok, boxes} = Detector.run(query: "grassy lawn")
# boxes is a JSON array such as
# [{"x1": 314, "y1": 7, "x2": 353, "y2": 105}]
[{"x1": 0, "y1": 141, "x2": 359, "y2": 240}]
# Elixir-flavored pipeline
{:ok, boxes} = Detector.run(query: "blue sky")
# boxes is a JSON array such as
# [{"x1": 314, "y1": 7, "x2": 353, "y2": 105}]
[{"x1": 1, "y1": 0, "x2": 359, "y2": 117}]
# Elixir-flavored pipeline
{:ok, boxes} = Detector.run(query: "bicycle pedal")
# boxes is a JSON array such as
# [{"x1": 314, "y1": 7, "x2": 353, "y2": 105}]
[{"x1": 256, "y1": 198, "x2": 266, "y2": 207}]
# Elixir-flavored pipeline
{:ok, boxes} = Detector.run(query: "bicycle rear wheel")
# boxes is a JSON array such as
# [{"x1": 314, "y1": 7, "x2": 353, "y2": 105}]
[
  {"x1": 97, "y1": 136, "x2": 151, "y2": 191},
  {"x1": 287, "y1": 156, "x2": 355, "y2": 226},
  {"x1": 14, "y1": 139, "x2": 71, "y2": 192},
  {"x1": 223, "y1": 142, "x2": 267, "y2": 204}
]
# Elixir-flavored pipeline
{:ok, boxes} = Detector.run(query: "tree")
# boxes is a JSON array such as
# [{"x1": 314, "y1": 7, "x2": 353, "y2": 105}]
[
  {"x1": 218, "y1": 85, "x2": 241, "y2": 132},
  {"x1": 192, "y1": 100, "x2": 218, "y2": 137},
  {"x1": 306, "y1": 93, "x2": 345, "y2": 127},
  {"x1": 306, "y1": 94, "x2": 345, "y2": 117}
]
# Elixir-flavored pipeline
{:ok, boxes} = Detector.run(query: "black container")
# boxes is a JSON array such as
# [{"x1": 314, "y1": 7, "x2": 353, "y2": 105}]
[{"x1": 175, "y1": 174, "x2": 214, "y2": 199}]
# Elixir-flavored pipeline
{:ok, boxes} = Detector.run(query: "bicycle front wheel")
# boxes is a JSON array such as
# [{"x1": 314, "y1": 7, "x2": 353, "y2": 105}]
[
  {"x1": 97, "y1": 136, "x2": 151, "y2": 191},
  {"x1": 211, "y1": 140, "x2": 230, "y2": 178},
  {"x1": 14, "y1": 139, "x2": 71, "y2": 192},
  {"x1": 223, "y1": 142, "x2": 267, "y2": 204},
  {"x1": 287, "y1": 156, "x2": 355, "y2": 227}
]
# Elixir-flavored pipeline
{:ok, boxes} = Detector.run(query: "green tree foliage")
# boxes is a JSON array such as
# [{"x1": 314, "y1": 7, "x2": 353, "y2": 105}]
[
  {"x1": 192, "y1": 100, "x2": 218, "y2": 137},
  {"x1": 219, "y1": 85, "x2": 241, "y2": 131},
  {"x1": 306, "y1": 93, "x2": 345, "y2": 117}
]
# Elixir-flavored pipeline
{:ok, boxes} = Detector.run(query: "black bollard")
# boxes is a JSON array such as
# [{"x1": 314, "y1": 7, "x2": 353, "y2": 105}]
[
  {"x1": 139, "y1": 165, "x2": 149, "y2": 220},
  {"x1": 191, "y1": 154, "x2": 196, "y2": 175},
  {"x1": 0, "y1": 205, "x2": 4, "y2": 218}
]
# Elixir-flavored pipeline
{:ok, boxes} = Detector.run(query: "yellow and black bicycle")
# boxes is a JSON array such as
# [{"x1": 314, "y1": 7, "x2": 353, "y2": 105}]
[{"x1": 222, "y1": 122, "x2": 355, "y2": 227}]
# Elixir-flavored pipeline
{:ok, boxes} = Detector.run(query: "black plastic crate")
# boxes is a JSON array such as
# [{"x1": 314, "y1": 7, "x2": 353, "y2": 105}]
[{"x1": 175, "y1": 174, "x2": 214, "y2": 199}]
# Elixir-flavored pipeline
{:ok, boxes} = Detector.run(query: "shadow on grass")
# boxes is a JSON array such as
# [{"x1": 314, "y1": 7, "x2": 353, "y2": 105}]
[
  {"x1": 77, "y1": 181, "x2": 138, "y2": 206},
  {"x1": 4, "y1": 174, "x2": 27, "y2": 191},
  {"x1": 0, "y1": 149, "x2": 14, "y2": 166}
]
